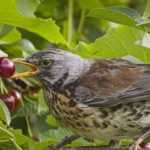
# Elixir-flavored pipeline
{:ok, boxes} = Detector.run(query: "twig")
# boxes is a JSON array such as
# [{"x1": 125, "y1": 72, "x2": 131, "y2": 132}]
[
  {"x1": 48, "y1": 146, "x2": 113, "y2": 150},
  {"x1": 77, "y1": 10, "x2": 86, "y2": 35},
  {"x1": 67, "y1": 0, "x2": 74, "y2": 47}
]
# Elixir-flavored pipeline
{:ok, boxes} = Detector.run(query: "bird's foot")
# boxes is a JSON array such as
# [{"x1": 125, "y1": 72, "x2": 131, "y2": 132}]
[
  {"x1": 48, "y1": 135, "x2": 80, "y2": 150},
  {"x1": 130, "y1": 130, "x2": 150, "y2": 150}
]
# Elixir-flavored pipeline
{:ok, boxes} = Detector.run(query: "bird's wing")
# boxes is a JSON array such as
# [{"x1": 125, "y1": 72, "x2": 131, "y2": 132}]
[{"x1": 73, "y1": 59, "x2": 150, "y2": 107}]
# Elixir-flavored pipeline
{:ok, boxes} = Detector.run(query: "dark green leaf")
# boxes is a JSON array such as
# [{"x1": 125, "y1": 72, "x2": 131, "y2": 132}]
[
  {"x1": 88, "y1": 6, "x2": 139, "y2": 26},
  {"x1": 0, "y1": 28, "x2": 21, "y2": 45},
  {"x1": 0, "y1": 25, "x2": 13, "y2": 37},
  {"x1": 35, "y1": 0, "x2": 58, "y2": 18},
  {"x1": 74, "y1": 25, "x2": 150, "y2": 63}
]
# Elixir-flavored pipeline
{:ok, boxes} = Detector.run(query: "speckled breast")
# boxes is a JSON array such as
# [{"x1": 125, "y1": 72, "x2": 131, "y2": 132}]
[{"x1": 44, "y1": 89, "x2": 150, "y2": 140}]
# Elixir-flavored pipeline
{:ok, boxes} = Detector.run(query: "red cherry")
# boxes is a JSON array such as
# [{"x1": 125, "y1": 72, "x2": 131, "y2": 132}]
[
  {"x1": 10, "y1": 90, "x2": 22, "y2": 107},
  {"x1": 0, "y1": 57, "x2": 15, "y2": 78},
  {"x1": 0, "y1": 94, "x2": 15, "y2": 112},
  {"x1": 0, "y1": 90, "x2": 22, "y2": 112},
  {"x1": 140, "y1": 142, "x2": 150, "y2": 150}
]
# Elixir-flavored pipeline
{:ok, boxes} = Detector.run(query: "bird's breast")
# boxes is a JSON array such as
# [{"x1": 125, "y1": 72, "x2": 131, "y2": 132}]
[{"x1": 44, "y1": 89, "x2": 150, "y2": 140}]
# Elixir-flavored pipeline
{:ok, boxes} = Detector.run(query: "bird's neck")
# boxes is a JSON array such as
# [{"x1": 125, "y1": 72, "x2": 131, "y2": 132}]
[{"x1": 60, "y1": 58, "x2": 93, "y2": 89}]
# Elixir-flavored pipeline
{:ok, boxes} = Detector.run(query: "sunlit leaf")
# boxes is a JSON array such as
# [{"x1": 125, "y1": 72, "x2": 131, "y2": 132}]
[
  {"x1": 0, "y1": 0, "x2": 65, "y2": 44},
  {"x1": 16, "y1": 0, "x2": 40, "y2": 17},
  {"x1": 46, "y1": 115, "x2": 59, "y2": 128},
  {"x1": 88, "y1": 6, "x2": 139, "y2": 26},
  {"x1": 143, "y1": 0, "x2": 150, "y2": 18},
  {"x1": 74, "y1": 25, "x2": 150, "y2": 63}
]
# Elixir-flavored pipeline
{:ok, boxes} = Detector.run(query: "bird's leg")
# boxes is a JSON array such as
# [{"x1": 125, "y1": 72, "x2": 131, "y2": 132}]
[
  {"x1": 130, "y1": 130, "x2": 150, "y2": 150},
  {"x1": 49, "y1": 135, "x2": 80, "y2": 150}
]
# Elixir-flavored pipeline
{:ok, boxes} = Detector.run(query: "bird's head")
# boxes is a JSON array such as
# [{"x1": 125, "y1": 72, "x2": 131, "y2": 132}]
[{"x1": 12, "y1": 49, "x2": 91, "y2": 89}]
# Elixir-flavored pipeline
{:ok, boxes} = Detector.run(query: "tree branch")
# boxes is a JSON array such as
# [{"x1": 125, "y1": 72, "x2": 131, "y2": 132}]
[{"x1": 48, "y1": 146, "x2": 113, "y2": 150}]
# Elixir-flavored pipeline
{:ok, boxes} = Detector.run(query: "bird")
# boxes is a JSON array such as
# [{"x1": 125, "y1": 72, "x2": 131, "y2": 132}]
[{"x1": 12, "y1": 48, "x2": 150, "y2": 150}]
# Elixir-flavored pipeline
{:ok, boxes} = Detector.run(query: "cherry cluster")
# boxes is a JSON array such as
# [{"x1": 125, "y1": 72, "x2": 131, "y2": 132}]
[{"x1": 0, "y1": 57, "x2": 22, "y2": 112}]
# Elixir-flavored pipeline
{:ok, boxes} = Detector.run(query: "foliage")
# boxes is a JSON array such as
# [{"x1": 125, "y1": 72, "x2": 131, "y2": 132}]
[{"x1": 0, "y1": 0, "x2": 150, "y2": 149}]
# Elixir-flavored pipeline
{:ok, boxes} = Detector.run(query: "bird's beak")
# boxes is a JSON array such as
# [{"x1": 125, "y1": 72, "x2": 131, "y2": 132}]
[{"x1": 11, "y1": 58, "x2": 39, "y2": 79}]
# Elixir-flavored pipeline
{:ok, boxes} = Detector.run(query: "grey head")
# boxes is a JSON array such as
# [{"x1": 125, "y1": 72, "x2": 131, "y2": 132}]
[{"x1": 26, "y1": 48, "x2": 92, "y2": 89}]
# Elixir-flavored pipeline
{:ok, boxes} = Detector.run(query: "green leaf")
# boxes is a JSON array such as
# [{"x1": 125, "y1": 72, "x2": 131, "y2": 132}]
[
  {"x1": 11, "y1": 127, "x2": 50, "y2": 150},
  {"x1": 2, "y1": 42, "x2": 23, "y2": 58},
  {"x1": 1, "y1": 36, "x2": 35, "y2": 58},
  {"x1": 0, "y1": 0, "x2": 65, "y2": 44},
  {"x1": 89, "y1": 26, "x2": 146, "y2": 60},
  {"x1": 13, "y1": 100, "x2": 38, "y2": 118},
  {"x1": 16, "y1": 0, "x2": 40, "y2": 17},
  {"x1": 74, "y1": 25, "x2": 150, "y2": 63},
  {"x1": 88, "y1": 6, "x2": 139, "y2": 26},
  {"x1": 17, "y1": 39, "x2": 37, "y2": 57},
  {"x1": 143, "y1": 0, "x2": 150, "y2": 18},
  {"x1": 11, "y1": 129, "x2": 29, "y2": 145},
  {"x1": 9, "y1": 139, "x2": 23, "y2": 150},
  {"x1": 0, "y1": 28, "x2": 21, "y2": 45},
  {"x1": 88, "y1": 6, "x2": 150, "y2": 33},
  {"x1": 74, "y1": 41, "x2": 93, "y2": 57},
  {"x1": 0, "y1": 139, "x2": 22, "y2": 150},
  {"x1": 0, "y1": 100, "x2": 11, "y2": 126},
  {"x1": 78, "y1": 0, "x2": 103, "y2": 10},
  {"x1": 0, "y1": 25, "x2": 13, "y2": 37},
  {"x1": 46, "y1": 115, "x2": 59, "y2": 128},
  {"x1": 137, "y1": 21, "x2": 150, "y2": 33},
  {"x1": 0, "y1": 129, "x2": 24, "y2": 150},
  {"x1": 37, "y1": 90, "x2": 48, "y2": 114},
  {"x1": 0, "y1": 127, "x2": 14, "y2": 140},
  {"x1": 35, "y1": 0, "x2": 58, "y2": 18},
  {"x1": 119, "y1": 138, "x2": 133, "y2": 145},
  {"x1": 46, "y1": 127, "x2": 73, "y2": 141}
]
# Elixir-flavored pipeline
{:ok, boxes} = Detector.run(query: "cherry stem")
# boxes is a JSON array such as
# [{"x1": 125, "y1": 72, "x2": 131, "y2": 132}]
[{"x1": 0, "y1": 78, "x2": 7, "y2": 94}]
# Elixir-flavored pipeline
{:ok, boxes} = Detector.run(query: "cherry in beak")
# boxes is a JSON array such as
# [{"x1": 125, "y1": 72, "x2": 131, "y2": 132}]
[{"x1": 11, "y1": 58, "x2": 39, "y2": 79}]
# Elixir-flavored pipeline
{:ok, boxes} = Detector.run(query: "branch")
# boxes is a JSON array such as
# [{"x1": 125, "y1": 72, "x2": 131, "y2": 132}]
[
  {"x1": 67, "y1": 0, "x2": 74, "y2": 47},
  {"x1": 48, "y1": 146, "x2": 113, "y2": 150}
]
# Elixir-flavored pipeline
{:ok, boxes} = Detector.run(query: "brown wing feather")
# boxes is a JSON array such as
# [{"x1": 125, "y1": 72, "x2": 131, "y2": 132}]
[{"x1": 73, "y1": 59, "x2": 150, "y2": 107}]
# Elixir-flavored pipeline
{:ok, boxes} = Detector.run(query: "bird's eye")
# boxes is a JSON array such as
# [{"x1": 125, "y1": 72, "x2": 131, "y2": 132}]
[{"x1": 41, "y1": 59, "x2": 51, "y2": 66}]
